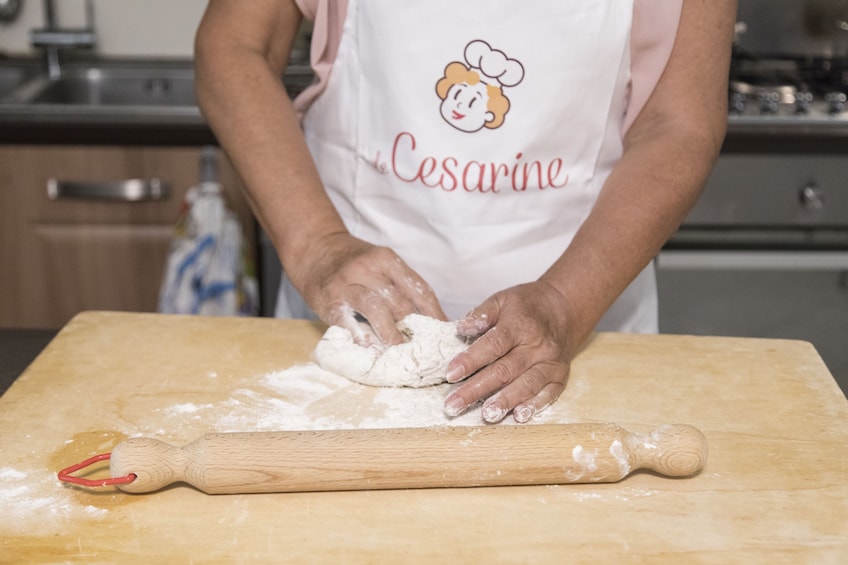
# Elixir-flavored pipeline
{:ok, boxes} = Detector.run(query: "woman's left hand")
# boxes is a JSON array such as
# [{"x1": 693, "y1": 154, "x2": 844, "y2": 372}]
[{"x1": 443, "y1": 281, "x2": 579, "y2": 423}]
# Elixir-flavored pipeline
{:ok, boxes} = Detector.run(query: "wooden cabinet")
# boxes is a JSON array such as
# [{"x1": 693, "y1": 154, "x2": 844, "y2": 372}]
[{"x1": 0, "y1": 145, "x2": 255, "y2": 328}]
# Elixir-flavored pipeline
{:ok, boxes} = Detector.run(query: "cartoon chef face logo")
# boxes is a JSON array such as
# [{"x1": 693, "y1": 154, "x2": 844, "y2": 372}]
[{"x1": 436, "y1": 40, "x2": 524, "y2": 133}]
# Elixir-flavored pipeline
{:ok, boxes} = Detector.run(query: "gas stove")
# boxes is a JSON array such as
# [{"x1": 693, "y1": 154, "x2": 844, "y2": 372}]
[{"x1": 727, "y1": 56, "x2": 848, "y2": 134}]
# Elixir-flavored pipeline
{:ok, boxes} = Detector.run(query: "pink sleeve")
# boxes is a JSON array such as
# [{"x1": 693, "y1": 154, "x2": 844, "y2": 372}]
[
  {"x1": 291, "y1": 0, "x2": 348, "y2": 116},
  {"x1": 293, "y1": 0, "x2": 318, "y2": 20},
  {"x1": 623, "y1": 0, "x2": 683, "y2": 134}
]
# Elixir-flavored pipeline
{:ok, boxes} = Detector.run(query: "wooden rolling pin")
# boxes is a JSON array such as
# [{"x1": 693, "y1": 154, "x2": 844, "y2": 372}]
[{"x1": 108, "y1": 423, "x2": 707, "y2": 494}]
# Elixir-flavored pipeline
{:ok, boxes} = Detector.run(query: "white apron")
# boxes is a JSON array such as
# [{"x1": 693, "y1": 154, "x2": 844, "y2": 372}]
[{"x1": 277, "y1": 0, "x2": 658, "y2": 333}]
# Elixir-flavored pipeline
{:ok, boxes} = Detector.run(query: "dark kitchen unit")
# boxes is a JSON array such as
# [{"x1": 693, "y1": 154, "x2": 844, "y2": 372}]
[{"x1": 657, "y1": 0, "x2": 848, "y2": 394}]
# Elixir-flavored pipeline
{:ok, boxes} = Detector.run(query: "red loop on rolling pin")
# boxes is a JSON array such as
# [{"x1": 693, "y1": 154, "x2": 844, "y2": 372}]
[{"x1": 57, "y1": 453, "x2": 137, "y2": 487}]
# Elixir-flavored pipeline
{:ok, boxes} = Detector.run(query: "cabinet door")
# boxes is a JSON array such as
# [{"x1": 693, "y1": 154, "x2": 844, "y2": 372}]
[{"x1": 0, "y1": 146, "x2": 255, "y2": 328}]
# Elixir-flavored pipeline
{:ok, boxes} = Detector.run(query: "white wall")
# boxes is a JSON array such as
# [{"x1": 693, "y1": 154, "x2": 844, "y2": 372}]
[{"x1": 0, "y1": 0, "x2": 208, "y2": 58}]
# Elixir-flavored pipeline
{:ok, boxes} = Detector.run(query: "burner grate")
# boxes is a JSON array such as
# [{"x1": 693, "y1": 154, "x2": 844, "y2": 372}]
[{"x1": 728, "y1": 56, "x2": 848, "y2": 119}]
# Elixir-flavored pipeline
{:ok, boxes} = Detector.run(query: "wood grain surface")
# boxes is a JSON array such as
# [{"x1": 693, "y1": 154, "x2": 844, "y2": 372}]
[{"x1": 1, "y1": 311, "x2": 846, "y2": 564}]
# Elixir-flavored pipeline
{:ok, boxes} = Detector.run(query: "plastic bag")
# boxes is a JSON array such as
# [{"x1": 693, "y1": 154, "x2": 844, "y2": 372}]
[{"x1": 158, "y1": 148, "x2": 259, "y2": 316}]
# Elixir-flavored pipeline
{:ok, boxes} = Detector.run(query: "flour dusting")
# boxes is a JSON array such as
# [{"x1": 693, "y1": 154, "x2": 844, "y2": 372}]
[
  {"x1": 114, "y1": 361, "x2": 533, "y2": 439},
  {"x1": 167, "y1": 403, "x2": 213, "y2": 414},
  {"x1": 609, "y1": 440, "x2": 631, "y2": 477},
  {"x1": 0, "y1": 465, "x2": 108, "y2": 534},
  {"x1": 221, "y1": 364, "x2": 494, "y2": 431},
  {"x1": 572, "y1": 445, "x2": 598, "y2": 472}
]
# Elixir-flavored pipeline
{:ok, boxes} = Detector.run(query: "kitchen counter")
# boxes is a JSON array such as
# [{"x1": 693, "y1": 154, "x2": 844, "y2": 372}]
[
  {"x1": 0, "y1": 56, "x2": 314, "y2": 146},
  {"x1": 1, "y1": 311, "x2": 846, "y2": 562}
]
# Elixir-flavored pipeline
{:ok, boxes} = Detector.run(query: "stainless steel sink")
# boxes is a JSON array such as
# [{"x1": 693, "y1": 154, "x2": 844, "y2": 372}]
[
  {"x1": 0, "y1": 59, "x2": 311, "y2": 130},
  {"x1": 0, "y1": 62, "x2": 203, "y2": 126},
  {"x1": 0, "y1": 63, "x2": 40, "y2": 99},
  {"x1": 7, "y1": 66, "x2": 197, "y2": 107}
]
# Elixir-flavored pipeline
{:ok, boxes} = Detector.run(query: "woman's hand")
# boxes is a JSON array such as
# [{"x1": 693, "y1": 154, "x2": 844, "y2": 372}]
[
  {"x1": 443, "y1": 281, "x2": 578, "y2": 423},
  {"x1": 297, "y1": 233, "x2": 447, "y2": 347}
]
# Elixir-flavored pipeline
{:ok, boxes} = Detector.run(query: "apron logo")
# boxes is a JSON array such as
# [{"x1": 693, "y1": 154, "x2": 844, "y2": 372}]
[
  {"x1": 435, "y1": 40, "x2": 524, "y2": 133},
  {"x1": 371, "y1": 41, "x2": 569, "y2": 193}
]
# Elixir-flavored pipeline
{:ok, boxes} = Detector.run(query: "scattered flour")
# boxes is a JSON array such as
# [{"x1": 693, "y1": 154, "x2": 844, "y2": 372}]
[
  {"x1": 0, "y1": 465, "x2": 108, "y2": 534},
  {"x1": 572, "y1": 491, "x2": 603, "y2": 501},
  {"x1": 194, "y1": 364, "x2": 494, "y2": 432},
  {"x1": 0, "y1": 467, "x2": 26, "y2": 480},
  {"x1": 571, "y1": 445, "x2": 598, "y2": 472},
  {"x1": 166, "y1": 403, "x2": 213, "y2": 414},
  {"x1": 115, "y1": 360, "x2": 561, "y2": 439},
  {"x1": 313, "y1": 313, "x2": 470, "y2": 387},
  {"x1": 609, "y1": 440, "x2": 632, "y2": 478}
]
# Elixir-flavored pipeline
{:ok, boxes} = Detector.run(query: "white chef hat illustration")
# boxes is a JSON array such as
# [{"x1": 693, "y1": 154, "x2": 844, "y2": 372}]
[{"x1": 464, "y1": 40, "x2": 524, "y2": 88}]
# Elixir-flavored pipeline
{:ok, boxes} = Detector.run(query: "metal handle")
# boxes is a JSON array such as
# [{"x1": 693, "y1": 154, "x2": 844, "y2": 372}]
[
  {"x1": 799, "y1": 183, "x2": 825, "y2": 211},
  {"x1": 657, "y1": 250, "x2": 848, "y2": 271},
  {"x1": 46, "y1": 178, "x2": 170, "y2": 202}
]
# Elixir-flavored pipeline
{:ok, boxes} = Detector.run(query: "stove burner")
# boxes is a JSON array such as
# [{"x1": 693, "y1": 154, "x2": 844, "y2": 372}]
[
  {"x1": 825, "y1": 91, "x2": 847, "y2": 114},
  {"x1": 729, "y1": 80, "x2": 815, "y2": 115},
  {"x1": 728, "y1": 56, "x2": 848, "y2": 120},
  {"x1": 730, "y1": 81, "x2": 798, "y2": 101}
]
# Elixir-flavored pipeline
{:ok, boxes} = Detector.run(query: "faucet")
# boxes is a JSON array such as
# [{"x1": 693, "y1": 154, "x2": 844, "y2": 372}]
[{"x1": 29, "y1": 0, "x2": 97, "y2": 79}]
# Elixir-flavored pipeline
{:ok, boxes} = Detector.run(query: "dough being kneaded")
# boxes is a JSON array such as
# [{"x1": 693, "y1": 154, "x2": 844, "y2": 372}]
[{"x1": 313, "y1": 313, "x2": 471, "y2": 387}]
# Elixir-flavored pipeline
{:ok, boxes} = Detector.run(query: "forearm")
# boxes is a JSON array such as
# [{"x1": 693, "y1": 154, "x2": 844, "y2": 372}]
[
  {"x1": 194, "y1": 4, "x2": 348, "y2": 284},
  {"x1": 540, "y1": 123, "x2": 723, "y2": 341},
  {"x1": 540, "y1": 0, "x2": 734, "y2": 344}
]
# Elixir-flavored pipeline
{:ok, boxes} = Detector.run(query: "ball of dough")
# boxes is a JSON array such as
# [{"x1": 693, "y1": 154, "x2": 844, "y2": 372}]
[{"x1": 313, "y1": 314, "x2": 471, "y2": 387}]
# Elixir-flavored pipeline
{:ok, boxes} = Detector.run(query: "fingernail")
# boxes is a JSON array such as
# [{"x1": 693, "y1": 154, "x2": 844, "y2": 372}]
[
  {"x1": 482, "y1": 402, "x2": 508, "y2": 423},
  {"x1": 445, "y1": 365, "x2": 464, "y2": 383},
  {"x1": 444, "y1": 395, "x2": 466, "y2": 417},
  {"x1": 456, "y1": 313, "x2": 489, "y2": 337},
  {"x1": 513, "y1": 404, "x2": 534, "y2": 423}
]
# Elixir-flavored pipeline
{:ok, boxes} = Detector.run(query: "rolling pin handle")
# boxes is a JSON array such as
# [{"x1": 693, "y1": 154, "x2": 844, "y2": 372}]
[
  {"x1": 110, "y1": 437, "x2": 186, "y2": 494},
  {"x1": 629, "y1": 424, "x2": 708, "y2": 477}
]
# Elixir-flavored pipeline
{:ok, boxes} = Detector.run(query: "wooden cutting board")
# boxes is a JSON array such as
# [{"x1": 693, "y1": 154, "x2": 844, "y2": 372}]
[{"x1": 1, "y1": 311, "x2": 846, "y2": 563}]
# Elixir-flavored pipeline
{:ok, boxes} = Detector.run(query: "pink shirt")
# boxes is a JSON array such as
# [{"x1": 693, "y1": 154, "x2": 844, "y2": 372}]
[{"x1": 292, "y1": 0, "x2": 683, "y2": 135}]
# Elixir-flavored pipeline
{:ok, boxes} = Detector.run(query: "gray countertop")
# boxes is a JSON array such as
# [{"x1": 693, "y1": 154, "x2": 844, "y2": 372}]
[{"x1": 0, "y1": 56, "x2": 314, "y2": 146}]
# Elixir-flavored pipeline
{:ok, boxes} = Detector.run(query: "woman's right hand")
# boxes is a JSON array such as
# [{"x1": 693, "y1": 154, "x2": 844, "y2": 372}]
[{"x1": 295, "y1": 233, "x2": 447, "y2": 347}]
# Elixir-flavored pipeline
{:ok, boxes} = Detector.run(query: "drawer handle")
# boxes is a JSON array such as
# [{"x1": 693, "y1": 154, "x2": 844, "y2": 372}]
[{"x1": 46, "y1": 178, "x2": 170, "y2": 202}]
